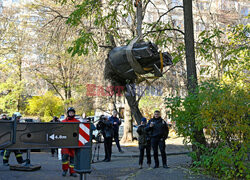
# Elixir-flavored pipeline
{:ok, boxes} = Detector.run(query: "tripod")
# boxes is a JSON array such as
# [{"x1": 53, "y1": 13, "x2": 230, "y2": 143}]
[{"x1": 92, "y1": 132, "x2": 102, "y2": 163}]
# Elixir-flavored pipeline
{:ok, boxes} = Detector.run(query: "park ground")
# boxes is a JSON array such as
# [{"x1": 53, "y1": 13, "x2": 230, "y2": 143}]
[{"x1": 0, "y1": 136, "x2": 216, "y2": 180}]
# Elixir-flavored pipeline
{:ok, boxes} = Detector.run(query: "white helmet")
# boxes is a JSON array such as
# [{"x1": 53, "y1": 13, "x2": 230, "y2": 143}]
[{"x1": 13, "y1": 112, "x2": 22, "y2": 117}]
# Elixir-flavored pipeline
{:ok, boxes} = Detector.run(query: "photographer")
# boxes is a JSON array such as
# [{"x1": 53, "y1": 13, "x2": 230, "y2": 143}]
[{"x1": 96, "y1": 115, "x2": 114, "y2": 162}]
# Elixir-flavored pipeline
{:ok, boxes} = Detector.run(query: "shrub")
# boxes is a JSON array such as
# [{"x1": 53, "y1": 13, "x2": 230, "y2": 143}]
[
  {"x1": 26, "y1": 91, "x2": 64, "y2": 122},
  {"x1": 165, "y1": 80, "x2": 249, "y2": 179}
]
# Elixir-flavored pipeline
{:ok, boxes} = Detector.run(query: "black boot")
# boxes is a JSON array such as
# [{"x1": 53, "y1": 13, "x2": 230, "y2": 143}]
[
  {"x1": 70, "y1": 173, "x2": 77, "y2": 177},
  {"x1": 153, "y1": 165, "x2": 159, "y2": 169},
  {"x1": 163, "y1": 164, "x2": 170, "y2": 169},
  {"x1": 62, "y1": 171, "x2": 67, "y2": 176}
]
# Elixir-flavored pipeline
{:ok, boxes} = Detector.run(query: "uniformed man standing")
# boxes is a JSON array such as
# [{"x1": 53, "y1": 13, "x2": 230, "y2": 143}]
[
  {"x1": 61, "y1": 107, "x2": 79, "y2": 177},
  {"x1": 146, "y1": 110, "x2": 169, "y2": 169}
]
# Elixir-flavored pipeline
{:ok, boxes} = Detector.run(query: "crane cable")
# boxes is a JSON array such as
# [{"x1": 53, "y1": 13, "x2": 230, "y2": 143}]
[{"x1": 128, "y1": 0, "x2": 164, "y2": 84}]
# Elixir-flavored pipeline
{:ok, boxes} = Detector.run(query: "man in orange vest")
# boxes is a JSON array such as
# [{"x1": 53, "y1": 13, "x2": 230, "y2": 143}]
[{"x1": 61, "y1": 107, "x2": 79, "y2": 177}]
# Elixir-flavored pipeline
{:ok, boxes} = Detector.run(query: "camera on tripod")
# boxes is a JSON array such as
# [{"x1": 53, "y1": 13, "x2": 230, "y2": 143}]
[
  {"x1": 92, "y1": 116, "x2": 107, "y2": 163},
  {"x1": 92, "y1": 131, "x2": 103, "y2": 143}
]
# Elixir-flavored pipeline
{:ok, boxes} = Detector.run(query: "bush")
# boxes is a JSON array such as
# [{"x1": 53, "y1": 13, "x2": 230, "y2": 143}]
[
  {"x1": 165, "y1": 80, "x2": 249, "y2": 179},
  {"x1": 26, "y1": 91, "x2": 64, "y2": 122}
]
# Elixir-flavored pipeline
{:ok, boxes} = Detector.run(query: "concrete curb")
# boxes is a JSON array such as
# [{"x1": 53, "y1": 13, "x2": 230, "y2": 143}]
[{"x1": 97, "y1": 151, "x2": 191, "y2": 158}]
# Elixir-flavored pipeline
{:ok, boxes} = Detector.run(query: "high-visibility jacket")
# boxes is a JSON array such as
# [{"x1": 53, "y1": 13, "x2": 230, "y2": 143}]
[{"x1": 61, "y1": 117, "x2": 80, "y2": 156}]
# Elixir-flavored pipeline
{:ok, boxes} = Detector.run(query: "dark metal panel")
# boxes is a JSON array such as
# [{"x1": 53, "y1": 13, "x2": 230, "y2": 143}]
[{"x1": 0, "y1": 122, "x2": 92, "y2": 150}]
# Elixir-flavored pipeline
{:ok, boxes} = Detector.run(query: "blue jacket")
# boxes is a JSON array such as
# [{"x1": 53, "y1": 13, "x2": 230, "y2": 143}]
[{"x1": 108, "y1": 116, "x2": 121, "y2": 132}]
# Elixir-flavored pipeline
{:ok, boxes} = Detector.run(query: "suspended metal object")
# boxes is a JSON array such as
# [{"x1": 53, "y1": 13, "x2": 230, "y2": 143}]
[
  {"x1": 107, "y1": 0, "x2": 172, "y2": 82},
  {"x1": 108, "y1": 42, "x2": 172, "y2": 81}
]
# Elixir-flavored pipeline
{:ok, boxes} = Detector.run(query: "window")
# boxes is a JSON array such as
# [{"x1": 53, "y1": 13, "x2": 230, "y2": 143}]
[
  {"x1": 241, "y1": 7, "x2": 249, "y2": 16},
  {"x1": 197, "y1": 2, "x2": 210, "y2": 10},
  {"x1": 0, "y1": 0, "x2": 2, "y2": 14},
  {"x1": 171, "y1": 0, "x2": 182, "y2": 7},
  {"x1": 220, "y1": 0, "x2": 236, "y2": 11}
]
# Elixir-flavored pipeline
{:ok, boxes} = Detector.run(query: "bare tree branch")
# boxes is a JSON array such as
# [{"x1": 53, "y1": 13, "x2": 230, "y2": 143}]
[
  {"x1": 34, "y1": 68, "x2": 65, "y2": 100},
  {"x1": 144, "y1": 28, "x2": 185, "y2": 36},
  {"x1": 150, "y1": 5, "x2": 183, "y2": 31}
]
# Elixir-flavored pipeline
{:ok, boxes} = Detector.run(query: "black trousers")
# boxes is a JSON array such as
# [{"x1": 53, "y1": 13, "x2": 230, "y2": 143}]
[
  {"x1": 139, "y1": 143, "x2": 151, "y2": 165},
  {"x1": 51, "y1": 148, "x2": 58, "y2": 155},
  {"x1": 113, "y1": 131, "x2": 121, "y2": 151},
  {"x1": 151, "y1": 137, "x2": 167, "y2": 166},
  {"x1": 3, "y1": 150, "x2": 24, "y2": 164},
  {"x1": 104, "y1": 137, "x2": 112, "y2": 160}
]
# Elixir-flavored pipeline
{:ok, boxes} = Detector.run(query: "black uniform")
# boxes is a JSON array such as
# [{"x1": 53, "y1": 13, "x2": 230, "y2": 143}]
[
  {"x1": 137, "y1": 124, "x2": 151, "y2": 166},
  {"x1": 2, "y1": 116, "x2": 24, "y2": 165},
  {"x1": 3, "y1": 150, "x2": 24, "y2": 165},
  {"x1": 146, "y1": 117, "x2": 169, "y2": 168},
  {"x1": 109, "y1": 116, "x2": 122, "y2": 152},
  {"x1": 97, "y1": 120, "x2": 114, "y2": 161}
]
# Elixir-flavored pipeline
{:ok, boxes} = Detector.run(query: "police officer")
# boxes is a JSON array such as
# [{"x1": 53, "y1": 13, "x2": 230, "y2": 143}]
[
  {"x1": 137, "y1": 117, "x2": 151, "y2": 169},
  {"x1": 146, "y1": 110, "x2": 169, "y2": 169},
  {"x1": 97, "y1": 115, "x2": 113, "y2": 162},
  {"x1": 61, "y1": 107, "x2": 79, "y2": 177},
  {"x1": 109, "y1": 110, "x2": 123, "y2": 153},
  {"x1": 3, "y1": 112, "x2": 25, "y2": 166}
]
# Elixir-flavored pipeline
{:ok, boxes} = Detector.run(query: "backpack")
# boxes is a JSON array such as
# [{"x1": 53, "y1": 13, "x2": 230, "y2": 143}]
[{"x1": 162, "y1": 120, "x2": 169, "y2": 140}]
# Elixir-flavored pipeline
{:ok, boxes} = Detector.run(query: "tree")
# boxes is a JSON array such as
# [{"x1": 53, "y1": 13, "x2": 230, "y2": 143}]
[
  {"x1": 29, "y1": 0, "x2": 98, "y2": 113},
  {"x1": 0, "y1": 7, "x2": 33, "y2": 114},
  {"x1": 183, "y1": 0, "x2": 206, "y2": 156},
  {"x1": 51, "y1": 0, "x2": 188, "y2": 142},
  {"x1": 197, "y1": 24, "x2": 250, "y2": 82},
  {"x1": 26, "y1": 91, "x2": 64, "y2": 122}
]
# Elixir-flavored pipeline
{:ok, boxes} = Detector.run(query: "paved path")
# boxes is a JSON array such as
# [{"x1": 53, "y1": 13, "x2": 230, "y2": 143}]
[
  {"x1": 0, "y1": 152, "x2": 215, "y2": 180},
  {"x1": 0, "y1": 137, "x2": 215, "y2": 180}
]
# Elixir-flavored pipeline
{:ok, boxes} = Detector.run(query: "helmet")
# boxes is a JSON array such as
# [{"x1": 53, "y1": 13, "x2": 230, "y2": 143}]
[
  {"x1": 67, "y1": 107, "x2": 75, "y2": 117},
  {"x1": 13, "y1": 112, "x2": 22, "y2": 117}
]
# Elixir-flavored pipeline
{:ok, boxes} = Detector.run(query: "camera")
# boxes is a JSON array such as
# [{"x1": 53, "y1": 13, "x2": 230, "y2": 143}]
[
  {"x1": 96, "y1": 115, "x2": 109, "y2": 131},
  {"x1": 92, "y1": 131, "x2": 103, "y2": 143},
  {"x1": 96, "y1": 120, "x2": 105, "y2": 131}
]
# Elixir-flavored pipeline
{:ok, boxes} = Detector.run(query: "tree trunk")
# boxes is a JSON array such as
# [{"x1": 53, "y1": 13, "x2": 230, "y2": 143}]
[
  {"x1": 183, "y1": 0, "x2": 206, "y2": 157},
  {"x1": 183, "y1": 0, "x2": 198, "y2": 93},
  {"x1": 17, "y1": 56, "x2": 22, "y2": 112},
  {"x1": 121, "y1": 98, "x2": 133, "y2": 143},
  {"x1": 124, "y1": 85, "x2": 143, "y2": 125},
  {"x1": 120, "y1": 85, "x2": 143, "y2": 143}
]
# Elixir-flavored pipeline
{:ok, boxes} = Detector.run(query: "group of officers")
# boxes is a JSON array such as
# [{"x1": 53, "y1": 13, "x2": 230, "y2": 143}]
[
  {"x1": 0, "y1": 108, "x2": 169, "y2": 178},
  {"x1": 96, "y1": 110, "x2": 169, "y2": 169}
]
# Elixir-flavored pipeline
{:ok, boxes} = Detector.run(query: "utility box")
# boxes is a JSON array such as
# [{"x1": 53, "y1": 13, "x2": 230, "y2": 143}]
[{"x1": 74, "y1": 123, "x2": 92, "y2": 174}]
